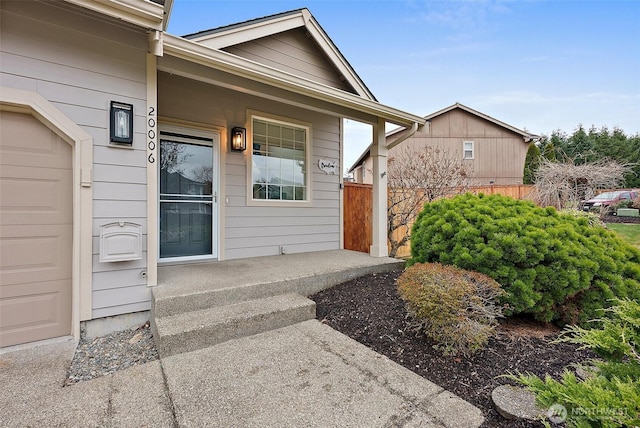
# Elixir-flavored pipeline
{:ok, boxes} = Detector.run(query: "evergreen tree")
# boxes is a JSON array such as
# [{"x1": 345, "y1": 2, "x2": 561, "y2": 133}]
[
  {"x1": 542, "y1": 141, "x2": 556, "y2": 162},
  {"x1": 523, "y1": 143, "x2": 541, "y2": 184}
]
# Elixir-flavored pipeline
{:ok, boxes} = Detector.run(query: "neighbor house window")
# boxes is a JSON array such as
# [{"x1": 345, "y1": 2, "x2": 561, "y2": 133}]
[
  {"x1": 251, "y1": 117, "x2": 308, "y2": 201},
  {"x1": 463, "y1": 141, "x2": 474, "y2": 159}
]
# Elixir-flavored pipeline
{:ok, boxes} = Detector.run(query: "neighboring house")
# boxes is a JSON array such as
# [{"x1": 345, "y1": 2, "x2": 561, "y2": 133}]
[
  {"x1": 349, "y1": 103, "x2": 537, "y2": 185},
  {"x1": 0, "y1": 1, "x2": 425, "y2": 347}
]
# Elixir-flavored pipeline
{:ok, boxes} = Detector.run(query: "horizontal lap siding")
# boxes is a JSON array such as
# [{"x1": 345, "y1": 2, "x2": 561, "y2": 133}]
[
  {"x1": 223, "y1": 28, "x2": 354, "y2": 93},
  {"x1": 158, "y1": 73, "x2": 341, "y2": 260},
  {"x1": 0, "y1": 1, "x2": 150, "y2": 319}
]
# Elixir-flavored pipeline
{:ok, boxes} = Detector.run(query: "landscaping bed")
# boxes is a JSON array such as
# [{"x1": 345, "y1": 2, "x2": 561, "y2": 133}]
[
  {"x1": 311, "y1": 270, "x2": 596, "y2": 428},
  {"x1": 603, "y1": 213, "x2": 640, "y2": 224}
]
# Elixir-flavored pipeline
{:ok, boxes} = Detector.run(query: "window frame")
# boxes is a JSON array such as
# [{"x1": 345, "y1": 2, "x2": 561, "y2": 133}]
[
  {"x1": 463, "y1": 140, "x2": 475, "y2": 160},
  {"x1": 246, "y1": 112, "x2": 312, "y2": 207}
]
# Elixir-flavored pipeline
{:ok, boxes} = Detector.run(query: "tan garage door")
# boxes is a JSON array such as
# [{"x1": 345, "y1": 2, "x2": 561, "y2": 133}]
[{"x1": 0, "y1": 110, "x2": 72, "y2": 347}]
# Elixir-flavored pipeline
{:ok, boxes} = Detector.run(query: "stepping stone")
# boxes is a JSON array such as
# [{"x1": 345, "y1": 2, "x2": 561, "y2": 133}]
[
  {"x1": 492, "y1": 385, "x2": 545, "y2": 421},
  {"x1": 575, "y1": 364, "x2": 599, "y2": 381}
]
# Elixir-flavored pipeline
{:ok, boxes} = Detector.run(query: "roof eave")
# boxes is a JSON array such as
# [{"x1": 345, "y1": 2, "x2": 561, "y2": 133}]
[
  {"x1": 162, "y1": 34, "x2": 425, "y2": 128},
  {"x1": 64, "y1": 0, "x2": 164, "y2": 30}
]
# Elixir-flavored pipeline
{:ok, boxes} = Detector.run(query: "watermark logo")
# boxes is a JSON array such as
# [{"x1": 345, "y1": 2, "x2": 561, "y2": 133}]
[
  {"x1": 547, "y1": 404, "x2": 631, "y2": 423},
  {"x1": 548, "y1": 404, "x2": 568, "y2": 423}
]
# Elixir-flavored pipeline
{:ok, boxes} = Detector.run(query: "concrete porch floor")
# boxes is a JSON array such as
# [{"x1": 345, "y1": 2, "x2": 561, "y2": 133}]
[{"x1": 154, "y1": 249, "x2": 405, "y2": 305}]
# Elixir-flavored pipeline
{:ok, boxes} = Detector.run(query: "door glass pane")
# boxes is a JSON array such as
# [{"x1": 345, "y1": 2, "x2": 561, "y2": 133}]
[
  {"x1": 160, "y1": 141, "x2": 213, "y2": 198},
  {"x1": 160, "y1": 202, "x2": 212, "y2": 258},
  {"x1": 160, "y1": 139, "x2": 214, "y2": 258}
]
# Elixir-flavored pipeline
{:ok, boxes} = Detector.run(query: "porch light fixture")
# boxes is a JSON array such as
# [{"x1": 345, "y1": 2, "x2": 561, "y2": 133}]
[
  {"x1": 110, "y1": 101, "x2": 133, "y2": 145},
  {"x1": 231, "y1": 127, "x2": 246, "y2": 152}
]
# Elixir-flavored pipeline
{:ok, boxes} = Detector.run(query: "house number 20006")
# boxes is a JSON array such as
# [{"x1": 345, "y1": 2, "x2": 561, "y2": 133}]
[{"x1": 148, "y1": 106, "x2": 156, "y2": 163}]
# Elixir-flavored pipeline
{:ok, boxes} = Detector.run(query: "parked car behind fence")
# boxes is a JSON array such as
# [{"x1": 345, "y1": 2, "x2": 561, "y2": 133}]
[{"x1": 581, "y1": 190, "x2": 639, "y2": 212}]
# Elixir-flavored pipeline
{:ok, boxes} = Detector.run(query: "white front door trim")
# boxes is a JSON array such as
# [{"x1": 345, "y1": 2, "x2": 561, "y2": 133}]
[{"x1": 157, "y1": 123, "x2": 220, "y2": 263}]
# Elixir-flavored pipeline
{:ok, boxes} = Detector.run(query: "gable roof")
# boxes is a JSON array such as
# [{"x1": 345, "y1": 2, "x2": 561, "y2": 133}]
[
  {"x1": 423, "y1": 102, "x2": 537, "y2": 139},
  {"x1": 183, "y1": 8, "x2": 376, "y2": 101},
  {"x1": 347, "y1": 102, "x2": 539, "y2": 173}
]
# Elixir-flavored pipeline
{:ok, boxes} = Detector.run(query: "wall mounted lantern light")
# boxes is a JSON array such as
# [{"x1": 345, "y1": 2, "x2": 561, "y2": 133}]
[
  {"x1": 231, "y1": 127, "x2": 247, "y2": 152},
  {"x1": 110, "y1": 101, "x2": 133, "y2": 145}
]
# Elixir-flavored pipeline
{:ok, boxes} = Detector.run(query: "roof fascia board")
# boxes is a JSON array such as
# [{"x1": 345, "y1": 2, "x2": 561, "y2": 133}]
[
  {"x1": 162, "y1": 0, "x2": 174, "y2": 31},
  {"x1": 190, "y1": 12, "x2": 307, "y2": 48},
  {"x1": 158, "y1": 61, "x2": 377, "y2": 125},
  {"x1": 64, "y1": 0, "x2": 164, "y2": 30},
  {"x1": 303, "y1": 12, "x2": 376, "y2": 101},
  {"x1": 162, "y1": 34, "x2": 425, "y2": 127}
]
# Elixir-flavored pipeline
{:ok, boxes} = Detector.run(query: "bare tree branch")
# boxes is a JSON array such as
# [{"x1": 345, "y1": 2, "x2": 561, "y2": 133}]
[
  {"x1": 386, "y1": 146, "x2": 475, "y2": 257},
  {"x1": 532, "y1": 157, "x2": 631, "y2": 210}
]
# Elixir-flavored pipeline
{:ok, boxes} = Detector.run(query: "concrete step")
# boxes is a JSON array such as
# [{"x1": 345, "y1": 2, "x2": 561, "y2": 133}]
[
  {"x1": 152, "y1": 253, "x2": 405, "y2": 318},
  {"x1": 152, "y1": 293, "x2": 316, "y2": 358},
  {"x1": 152, "y1": 279, "x2": 295, "y2": 319}
]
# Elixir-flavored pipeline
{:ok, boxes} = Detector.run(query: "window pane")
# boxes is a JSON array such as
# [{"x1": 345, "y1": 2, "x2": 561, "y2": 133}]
[
  {"x1": 254, "y1": 120, "x2": 267, "y2": 136},
  {"x1": 252, "y1": 118, "x2": 307, "y2": 201},
  {"x1": 253, "y1": 183, "x2": 266, "y2": 199},
  {"x1": 268, "y1": 184, "x2": 281, "y2": 200},
  {"x1": 282, "y1": 186, "x2": 294, "y2": 200}
]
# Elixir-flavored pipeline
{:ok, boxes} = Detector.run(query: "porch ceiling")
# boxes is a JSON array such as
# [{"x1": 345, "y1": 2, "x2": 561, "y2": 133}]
[{"x1": 161, "y1": 34, "x2": 426, "y2": 128}]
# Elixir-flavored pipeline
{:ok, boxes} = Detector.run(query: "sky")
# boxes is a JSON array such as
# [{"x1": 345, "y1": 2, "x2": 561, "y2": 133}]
[{"x1": 167, "y1": 0, "x2": 640, "y2": 173}]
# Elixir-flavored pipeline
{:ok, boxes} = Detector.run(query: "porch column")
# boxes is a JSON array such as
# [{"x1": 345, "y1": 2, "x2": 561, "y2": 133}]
[{"x1": 370, "y1": 117, "x2": 388, "y2": 257}]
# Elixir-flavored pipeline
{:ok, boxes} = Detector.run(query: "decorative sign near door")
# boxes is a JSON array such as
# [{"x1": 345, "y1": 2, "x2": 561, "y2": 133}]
[{"x1": 318, "y1": 159, "x2": 337, "y2": 174}]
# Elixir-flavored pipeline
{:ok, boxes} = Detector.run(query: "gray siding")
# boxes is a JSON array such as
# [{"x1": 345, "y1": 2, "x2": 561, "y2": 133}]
[
  {"x1": 0, "y1": 1, "x2": 151, "y2": 318},
  {"x1": 222, "y1": 28, "x2": 355, "y2": 94},
  {"x1": 158, "y1": 73, "x2": 341, "y2": 260}
]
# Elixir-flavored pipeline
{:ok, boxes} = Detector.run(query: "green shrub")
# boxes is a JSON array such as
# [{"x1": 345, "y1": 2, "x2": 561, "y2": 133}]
[
  {"x1": 511, "y1": 299, "x2": 640, "y2": 428},
  {"x1": 397, "y1": 262, "x2": 505, "y2": 356},
  {"x1": 410, "y1": 193, "x2": 640, "y2": 325},
  {"x1": 560, "y1": 208, "x2": 605, "y2": 228}
]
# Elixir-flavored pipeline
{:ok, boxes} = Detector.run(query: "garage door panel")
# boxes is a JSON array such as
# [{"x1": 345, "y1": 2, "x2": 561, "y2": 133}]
[
  {"x1": 0, "y1": 280, "x2": 71, "y2": 347},
  {"x1": 0, "y1": 110, "x2": 72, "y2": 347},
  {"x1": 0, "y1": 166, "x2": 73, "y2": 225},
  {"x1": 0, "y1": 111, "x2": 72, "y2": 169},
  {"x1": 0, "y1": 225, "x2": 72, "y2": 286}
]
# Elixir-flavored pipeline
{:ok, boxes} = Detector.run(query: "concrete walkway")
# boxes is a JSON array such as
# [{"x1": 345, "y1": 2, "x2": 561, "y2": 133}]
[
  {"x1": 1, "y1": 251, "x2": 484, "y2": 427},
  {"x1": 0, "y1": 322, "x2": 484, "y2": 428}
]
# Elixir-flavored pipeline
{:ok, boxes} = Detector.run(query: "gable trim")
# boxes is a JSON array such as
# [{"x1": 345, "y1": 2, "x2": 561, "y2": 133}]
[
  {"x1": 424, "y1": 102, "x2": 537, "y2": 140},
  {"x1": 185, "y1": 9, "x2": 376, "y2": 100}
]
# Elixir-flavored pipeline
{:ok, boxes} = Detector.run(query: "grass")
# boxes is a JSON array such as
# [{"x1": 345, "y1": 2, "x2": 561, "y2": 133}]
[{"x1": 607, "y1": 223, "x2": 640, "y2": 248}]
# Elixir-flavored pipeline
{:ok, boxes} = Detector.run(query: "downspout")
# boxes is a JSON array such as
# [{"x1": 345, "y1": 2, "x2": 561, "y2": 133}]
[{"x1": 386, "y1": 121, "x2": 425, "y2": 151}]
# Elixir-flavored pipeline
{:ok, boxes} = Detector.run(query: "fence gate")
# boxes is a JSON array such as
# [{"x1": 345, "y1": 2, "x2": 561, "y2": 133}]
[{"x1": 343, "y1": 182, "x2": 372, "y2": 253}]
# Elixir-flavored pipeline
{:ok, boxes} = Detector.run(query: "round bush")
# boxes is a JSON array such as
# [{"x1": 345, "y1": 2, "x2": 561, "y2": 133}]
[
  {"x1": 410, "y1": 193, "x2": 640, "y2": 325},
  {"x1": 397, "y1": 262, "x2": 505, "y2": 356}
]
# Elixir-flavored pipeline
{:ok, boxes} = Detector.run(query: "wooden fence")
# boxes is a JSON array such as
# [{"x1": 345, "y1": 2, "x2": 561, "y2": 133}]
[
  {"x1": 343, "y1": 182, "x2": 372, "y2": 253},
  {"x1": 468, "y1": 184, "x2": 536, "y2": 200},
  {"x1": 343, "y1": 183, "x2": 535, "y2": 256}
]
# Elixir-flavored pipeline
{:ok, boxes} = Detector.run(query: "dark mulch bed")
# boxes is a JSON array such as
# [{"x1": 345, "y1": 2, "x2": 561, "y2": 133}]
[
  {"x1": 311, "y1": 271, "x2": 596, "y2": 428},
  {"x1": 603, "y1": 214, "x2": 640, "y2": 224}
]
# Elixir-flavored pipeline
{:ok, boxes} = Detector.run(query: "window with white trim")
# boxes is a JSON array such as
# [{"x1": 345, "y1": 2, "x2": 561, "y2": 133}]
[
  {"x1": 251, "y1": 117, "x2": 308, "y2": 201},
  {"x1": 463, "y1": 141, "x2": 474, "y2": 159}
]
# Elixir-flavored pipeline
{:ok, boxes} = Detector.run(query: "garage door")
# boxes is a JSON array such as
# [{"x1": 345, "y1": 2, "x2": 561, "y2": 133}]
[{"x1": 0, "y1": 110, "x2": 72, "y2": 347}]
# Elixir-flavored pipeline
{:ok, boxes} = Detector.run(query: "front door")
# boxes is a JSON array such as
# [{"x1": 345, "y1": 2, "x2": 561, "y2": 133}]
[{"x1": 159, "y1": 128, "x2": 218, "y2": 261}]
